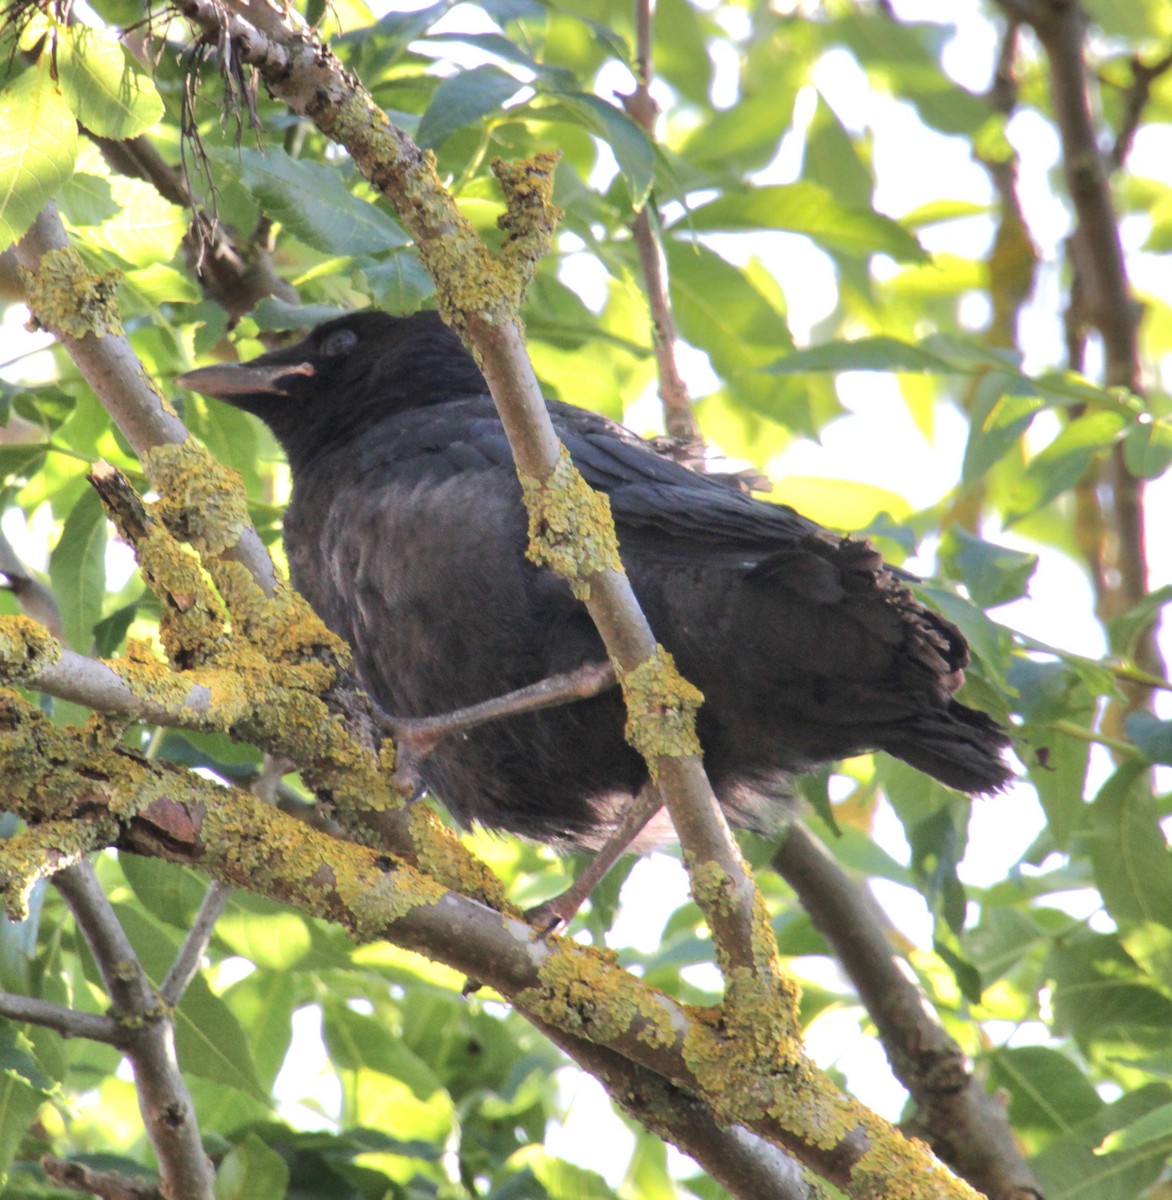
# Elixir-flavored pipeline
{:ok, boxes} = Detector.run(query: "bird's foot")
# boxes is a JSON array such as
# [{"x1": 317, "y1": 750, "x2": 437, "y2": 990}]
[
  {"x1": 377, "y1": 662, "x2": 618, "y2": 793},
  {"x1": 523, "y1": 784, "x2": 667, "y2": 938}
]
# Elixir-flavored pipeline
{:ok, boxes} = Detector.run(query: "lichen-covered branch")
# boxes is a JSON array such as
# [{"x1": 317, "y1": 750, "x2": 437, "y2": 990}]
[
  {"x1": 0, "y1": 697, "x2": 982, "y2": 1200},
  {"x1": 13, "y1": 205, "x2": 278, "y2": 596},
  {"x1": 530, "y1": 1016, "x2": 820, "y2": 1200}
]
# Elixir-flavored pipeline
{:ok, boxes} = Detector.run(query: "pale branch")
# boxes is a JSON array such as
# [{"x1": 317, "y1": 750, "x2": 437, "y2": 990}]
[
  {"x1": 159, "y1": 880, "x2": 233, "y2": 1007},
  {"x1": 42, "y1": 1156, "x2": 162, "y2": 1200},
  {"x1": 0, "y1": 525, "x2": 62, "y2": 642},
  {"x1": 177, "y1": 0, "x2": 780, "y2": 991},
  {"x1": 33, "y1": 644, "x2": 213, "y2": 724},
  {"x1": 13, "y1": 205, "x2": 277, "y2": 597},
  {"x1": 530, "y1": 1016, "x2": 821, "y2": 1200},
  {"x1": 0, "y1": 992, "x2": 121, "y2": 1043},
  {"x1": 772, "y1": 824, "x2": 1043, "y2": 1200},
  {"x1": 52, "y1": 863, "x2": 215, "y2": 1200}
]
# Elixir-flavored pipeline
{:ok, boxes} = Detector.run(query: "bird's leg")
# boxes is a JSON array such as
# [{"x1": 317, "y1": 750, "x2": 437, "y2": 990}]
[
  {"x1": 380, "y1": 661, "x2": 617, "y2": 794},
  {"x1": 525, "y1": 783, "x2": 665, "y2": 935}
]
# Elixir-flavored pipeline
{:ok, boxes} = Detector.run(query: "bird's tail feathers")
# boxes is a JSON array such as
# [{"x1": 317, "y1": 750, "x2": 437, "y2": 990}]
[{"x1": 884, "y1": 702, "x2": 1013, "y2": 795}]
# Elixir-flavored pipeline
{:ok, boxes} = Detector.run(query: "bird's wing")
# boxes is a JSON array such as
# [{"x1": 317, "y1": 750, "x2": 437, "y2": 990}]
[
  {"x1": 358, "y1": 395, "x2": 870, "y2": 578},
  {"x1": 548, "y1": 402, "x2": 835, "y2": 565}
]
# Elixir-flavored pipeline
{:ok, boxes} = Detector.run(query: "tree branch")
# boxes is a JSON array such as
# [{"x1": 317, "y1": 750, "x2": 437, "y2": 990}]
[
  {"x1": 0, "y1": 697, "x2": 982, "y2": 1199},
  {"x1": 42, "y1": 1156, "x2": 162, "y2": 1200},
  {"x1": 52, "y1": 863, "x2": 215, "y2": 1200},
  {"x1": 532, "y1": 1017, "x2": 820, "y2": 1200},
  {"x1": 0, "y1": 992, "x2": 121, "y2": 1043},
  {"x1": 772, "y1": 823, "x2": 1042, "y2": 1200},
  {"x1": 620, "y1": 0, "x2": 700, "y2": 445},
  {"x1": 998, "y1": 0, "x2": 1163, "y2": 701},
  {"x1": 14, "y1": 205, "x2": 278, "y2": 597}
]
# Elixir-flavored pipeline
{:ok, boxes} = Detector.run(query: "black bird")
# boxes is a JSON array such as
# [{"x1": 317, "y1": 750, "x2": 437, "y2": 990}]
[{"x1": 178, "y1": 310, "x2": 1011, "y2": 867}]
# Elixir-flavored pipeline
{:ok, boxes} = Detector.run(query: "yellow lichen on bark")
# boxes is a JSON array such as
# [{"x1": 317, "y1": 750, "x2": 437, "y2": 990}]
[
  {"x1": 144, "y1": 438, "x2": 252, "y2": 558},
  {"x1": 520, "y1": 944, "x2": 681, "y2": 1050},
  {"x1": 20, "y1": 246, "x2": 123, "y2": 339},
  {"x1": 0, "y1": 616, "x2": 62, "y2": 681},
  {"x1": 519, "y1": 447, "x2": 623, "y2": 600},
  {"x1": 616, "y1": 648, "x2": 704, "y2": 774}
]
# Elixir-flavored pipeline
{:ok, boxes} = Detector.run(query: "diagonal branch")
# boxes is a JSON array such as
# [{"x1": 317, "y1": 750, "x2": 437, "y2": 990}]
[
  {"x1": 14, "y1": 205, "x2": 278, "y2": 597},
  {"x1": 772, "y1": 823, "x2": 1042, "y2": 1200}
]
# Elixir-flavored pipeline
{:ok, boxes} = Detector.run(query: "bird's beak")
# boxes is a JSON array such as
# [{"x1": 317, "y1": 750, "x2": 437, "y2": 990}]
[{"x1": 175, "y1": 360, "x2": 315, "y2": 399}]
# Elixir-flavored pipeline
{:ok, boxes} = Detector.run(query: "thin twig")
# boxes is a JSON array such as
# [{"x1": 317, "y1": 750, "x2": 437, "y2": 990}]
[
  {"x1": 620, "y1": 0, "x2": 700, "y2": 445},
  {"x1": 0, "y1": 992, "x2": 121, "y2": 1043},
  {"x1": 42, "y1": 1156, "x2": 162, "y2": 1200},
  {"x1": 384, "y1": 661, "x2": 617, "y2": 787},
  {"x1": 159, "y1": 881, "x2": 233, "y2": 1007}
]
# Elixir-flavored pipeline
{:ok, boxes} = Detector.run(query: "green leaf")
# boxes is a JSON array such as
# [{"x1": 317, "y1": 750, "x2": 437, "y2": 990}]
[
  {"x1": 1122, "y1": 416, "x2": 1172, "y2": 479},
  {"x1": 48, "y1": 485, "x2": 107, "y2": 654},
  {"x1": 72, "y1": 174, "x2": 186, "y2": 269},
  {"x1": 945, "y1": 527, "x2": 1037, "y2": 608},
  {"x1": 175, "y1": 974, "x2": 265, "y2": 1098},
  {"x1": 1048, "y1": 933, "x2": 1172, "y2": 1041},
  {"x1": 1125, "y1": 711, "x2": 1172, "y2": 765},
  {"x1": 0, "y1": 1025, "x2": 56, "y2": 1096},
  {"x1": 214, "y1": 1133, "x2": 289, "y2": 1200},
  {"x1": 221, "y1": 970, "x2": 297, "y2": 1090},
  {"x1": 417, "y1": 64, "x2": 522, "y2": 148},
  {"x1": 544, "y1": 93, "x2": 654, "y2": 206},
  {"x1": 987, "y1": 1046, "x2": 1102, "y2": 1135},
  {"x1": 0, "y1": 59, "x2": 78, "y2": 249},
  {"x1": 1107, "y1": 584, "x2": 1172, "y2": 659},
  {"x1": 681, "y1": 182, "x2": 926, "y2": 262},
  {"x1": 1008, "y1": 657, "x2": 1095, "y2": 848},
  {"x1": 1031, "y1": 1083, "x2": 1172, "y2": 1200},
  {"x1": 323, "y1": 1003, "x2": 443, "y2": 1099},
  {"x1": 961, "y1": 383, "x2": 1043, "y2": 485},
  {"x1": 0, "y1": 1062, "x2": 40, "y2": 1188},
  {"x1": 1006, "y1": 409, "x2": 1128, "y2": 523},
  {"x1": 766, "y1": 335, "x2": 953, "y2": 375},
  {"x1": 804, "y1": 92, "x2": 873, "y2": 210},
  {"x1": 1096, "y1": 1099, "x2": 1172, "y2": 1155},
  {"x1": 56, "y1": 26, "x2": 163, "y2": 140},
  {"x1": 119, "y1": 856, "x2": 208, "y2": 930},
  {"x1": 224, "y1": 149, "x2": 409, "y2": 256},
  {"x1": 1090, "y1": 764, "x2": 1172, "y2": 930},
  {"x1": 511, "y1": 1145, "x2": 615, "y2": 1200}
]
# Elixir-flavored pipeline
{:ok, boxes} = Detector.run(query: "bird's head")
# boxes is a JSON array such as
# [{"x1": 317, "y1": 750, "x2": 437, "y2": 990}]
[{"x1": 176, "y1": 309, "x2": 487, "y2": 470}]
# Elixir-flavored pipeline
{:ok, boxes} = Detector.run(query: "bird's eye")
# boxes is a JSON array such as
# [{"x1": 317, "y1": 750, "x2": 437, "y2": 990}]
[{"x1": 320, "y1": 328, "x2": 359, "y2": 357}]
